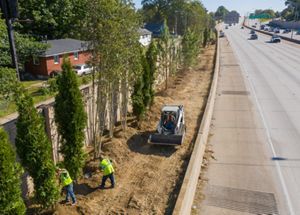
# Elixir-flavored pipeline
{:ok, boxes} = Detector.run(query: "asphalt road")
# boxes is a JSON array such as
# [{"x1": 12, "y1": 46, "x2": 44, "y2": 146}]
[
  {"x1": 192, "y1": 25, "x2": 300, "y2": 215},
  {"x1": 225, "y1": 25, "x2": 300, "y2": 215},
  {"x1": 247, "y1": 19, "x2": 300, "y2": 41}
]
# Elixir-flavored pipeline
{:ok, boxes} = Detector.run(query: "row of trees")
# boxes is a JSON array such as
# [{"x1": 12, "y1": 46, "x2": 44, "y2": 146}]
[
  {"x1": 0, "y1": 58, "x2": 86, "y2": 213},
  {"x1": 282, "y1": 0, "x2": 300, "y2": 21},
  {"x1": 1, "y1": 0, "x2": 215, "y2": 213}
]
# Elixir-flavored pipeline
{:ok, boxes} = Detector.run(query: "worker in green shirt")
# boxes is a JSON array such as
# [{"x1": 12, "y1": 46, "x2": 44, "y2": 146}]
[
  {"x1": 57, "y1": 168, "x2": 76, "y2": 205},
  {"x1": 99, "y1": 157, "x2": 115, "y2": 189}
]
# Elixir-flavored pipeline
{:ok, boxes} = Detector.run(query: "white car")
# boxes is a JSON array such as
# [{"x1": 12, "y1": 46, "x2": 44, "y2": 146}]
[
  {"x1": 73, "y1": 64, "x2": 93, "y2": 76},
  {"x1": 270, "y1": 35, "x2": 281, "y2": 43}
]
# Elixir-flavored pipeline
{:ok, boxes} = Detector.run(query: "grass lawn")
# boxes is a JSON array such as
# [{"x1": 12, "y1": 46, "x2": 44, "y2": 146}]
[
  {"x1": 0, "y1": 86, "x2": 54, "y2": 118},
  {"x1": 0, "y1": 74, "x2": 92, "y2": 118},
  {"x1": 21, "y1": 80, "x2": 44, "y2": 88}
]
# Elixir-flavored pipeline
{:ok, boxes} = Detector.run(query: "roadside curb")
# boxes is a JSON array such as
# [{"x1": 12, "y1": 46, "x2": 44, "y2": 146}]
[
  {"x1": 172, "y1": 33, "x2": 220, "y2": 215},
  {"x1": 244, "y1": 24, "x2": 300, "y2": 44}
]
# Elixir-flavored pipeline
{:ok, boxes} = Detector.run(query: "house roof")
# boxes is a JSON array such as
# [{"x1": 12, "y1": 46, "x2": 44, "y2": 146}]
[
  {"x1": 41, "y1": 39, "x2": 89, "y2": 57},
  {"x1": 138, "y1": 28, "x2": 152, "y2": 36},
  {"x1": 144, "y1": 23, "x2": 164, "y2": 36}
]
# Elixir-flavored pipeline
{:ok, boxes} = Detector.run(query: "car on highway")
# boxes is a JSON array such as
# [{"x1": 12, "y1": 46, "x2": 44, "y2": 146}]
[
  {"x1": 270, "y1": 35, "x2": 281, "y2": 43},
  {"x1": 250, "y1": 33, "x2": 258, "y2": 40},
  {"x1": 241, "y1": 26, "x2": 244, "y2": 29},
  {"x1": 260, "y1": 25, "x2": 266, "y2": 30},
  {"x1": 219, "y1": 31, "x2": 225, "y2": 37},
  {"x1": 73, "y1": 64, "x2": 93, "y2": 76},
  {"x1": 274, "y1": 28, "x2": 280, "y2": 34},
  {"x1": 250, "y1": 29, "x2": 255, "y2": 34},
  {"x1": 268, "y1": 27, "x2": 274, "y2": 32},
  {"x1": 252, "y1": 25, "x2": 256, "y2": 28},
  {"x1": 283, "y1": 29, "x2": 291, "y2": 33},
  {"x1": 225, "y1": 26, "x2": 228, "y2": 29}
]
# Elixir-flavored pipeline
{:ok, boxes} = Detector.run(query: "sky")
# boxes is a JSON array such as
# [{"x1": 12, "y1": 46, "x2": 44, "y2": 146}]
[{"x1": 133, "y1": 0, "x2": 287, "y2": 16}]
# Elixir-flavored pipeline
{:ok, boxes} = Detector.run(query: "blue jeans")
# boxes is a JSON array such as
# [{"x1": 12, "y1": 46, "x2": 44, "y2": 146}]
[
  {"x1": 65, "y1": 183, "x2": 76, "y2": 203},
  {"x1": 100, "y1": 173, "x2": 115, "y2": 188}
]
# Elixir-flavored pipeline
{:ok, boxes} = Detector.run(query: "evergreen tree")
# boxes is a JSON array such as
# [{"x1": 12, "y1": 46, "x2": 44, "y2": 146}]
[
  {"x1": 203, "y1": 28, "x2": 209, "y2": 47},
  {"x1": 0, "y1": 128, "x2": 26, "y2": 215},
  {"x1": 141, "y1": 54, "x2": 151, "y2": 108},
  {"x1": 132, "y1": 75, "x2": 145, "y2": 121},
  {"x1": 182, "y1": 28, "x2": 200, "y2": 68},
  {"x1": 15, "y1": 90, "x2": 59, "y2": 208},
  {"x1": 54, "y1": 58, "x2": 87, "y2": 180},
  {"x1": 146, "y1": 41, "x2": 158, "y2": 104}
]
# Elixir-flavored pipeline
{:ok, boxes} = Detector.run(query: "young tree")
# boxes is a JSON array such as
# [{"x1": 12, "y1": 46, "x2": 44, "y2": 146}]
[
  {"x1": 141, "y1": 53, "x2": 151, "y2": 108},
  {"x1": 0, "y1": 128, "x2": 26, "y2": 215},
  {"x1": 131, "y1": 74, "x2": 145, "y2": 121},
  {"x1": 146, "y1": 40, "x2": 158, "y2": 104},
  {"x1": 54, "y1": 58, "x2": 87, "y2": 180},
  {"x1": 158, "y1": 19, "x2": 171, "y2": 90},
  {"x1": 84, "y1": 0, "x2": 141, "y2": 155},
  {"x1": 15, "y1": 90, "x2": 59, "y2": 208},
  {"x1": 182, "y1": 28, "x2": 200, "y2": 68}
]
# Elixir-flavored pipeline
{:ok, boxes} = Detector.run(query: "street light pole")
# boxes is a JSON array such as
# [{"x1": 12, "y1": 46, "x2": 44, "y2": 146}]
[
  {"x1": 0, "y1": 0, "x2": 20, "y2": 80},
  {"x1": 290, "y1": 2, "x2": 298, "y2": 39}
]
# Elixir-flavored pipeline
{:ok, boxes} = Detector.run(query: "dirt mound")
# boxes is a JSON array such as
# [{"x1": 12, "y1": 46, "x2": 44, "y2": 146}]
[{"x1": 55, "y1": 45, "x2": 215, "y2": 215}]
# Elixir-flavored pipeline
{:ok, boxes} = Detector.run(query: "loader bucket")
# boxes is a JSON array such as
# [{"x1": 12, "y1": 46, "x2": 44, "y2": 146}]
[{"x1": 148, "y1": 133, "x2": 184, "y2": 145}]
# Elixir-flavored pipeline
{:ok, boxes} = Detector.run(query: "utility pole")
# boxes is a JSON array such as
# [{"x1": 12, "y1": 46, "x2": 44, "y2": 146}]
[
  {"x1": 290, "y1": 1, "x2": 299, "y2": 39},
  {"x1": 0, "y1": 0, "x2": 20, "y2": 80}
]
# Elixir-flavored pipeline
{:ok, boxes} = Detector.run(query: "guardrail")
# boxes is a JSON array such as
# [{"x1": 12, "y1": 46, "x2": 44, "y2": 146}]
[
  {"x1": 244, "y1": 24, "x2": 300, "y2": 45},
  {"x1": 172, "y1": 32, "x2": 220, "y2": 215}
]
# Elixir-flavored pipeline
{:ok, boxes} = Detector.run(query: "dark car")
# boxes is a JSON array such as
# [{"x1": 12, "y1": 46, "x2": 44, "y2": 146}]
[
  {"x1": 241, "y1": 26, "x2": 244, "y2": 29},
  {"x1": 250, "y1": 33, "x2": 258, "y2": 40},
  {"x1": 250, "y1": 29, "x2": 255, "y2": 34},
  {"x1": 283, "y1": 29, "x2": 291, "y2": 34},
  {"x1": 274, "y1": 28, "x2": 280, "y2": 34},
  {"x1": 270, "y1": 35, "x2": 281, "y2": 43},
  {"x1": 252, "y1": 25, "x2": 256, "y2": 28},
  {"x1": 260, "y1": 25, "x2": 265, "y2": 30}
]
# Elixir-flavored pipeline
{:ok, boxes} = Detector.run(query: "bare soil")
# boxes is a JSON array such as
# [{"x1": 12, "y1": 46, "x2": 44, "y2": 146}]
[{"x1": 55, "y1": 45, "x2": 215, "y2": 215}]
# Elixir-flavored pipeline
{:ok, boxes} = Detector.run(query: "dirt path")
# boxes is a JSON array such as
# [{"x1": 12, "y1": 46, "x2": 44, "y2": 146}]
[{"x1": 55, "y1": 45, "x2": 215, "y2": 215}]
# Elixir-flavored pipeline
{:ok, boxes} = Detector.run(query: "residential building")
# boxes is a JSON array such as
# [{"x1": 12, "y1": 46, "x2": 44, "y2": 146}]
[
  {"x1": 144, "y1": 22, "x2": 164, "y2": 37},
  {"x1": 25, "y1": 39, "x2": 91, "y2": 78},
  {"x1": 138, "y1": 28, "x2": 152, "y2": 46}
]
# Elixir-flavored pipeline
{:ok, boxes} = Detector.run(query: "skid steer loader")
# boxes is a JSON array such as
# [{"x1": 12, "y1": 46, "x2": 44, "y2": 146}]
[{"x1": 148, "y1": 105, "x2": 186, "y2": 145}]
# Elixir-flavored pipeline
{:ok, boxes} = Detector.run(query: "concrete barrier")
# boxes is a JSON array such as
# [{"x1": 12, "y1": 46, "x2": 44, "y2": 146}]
[
  {"x1": 172, "y1": 33, "x2": 220, "y2": 215},
  {"x1": 244, "y1": 24, "x2": 300, "y2": 45}
]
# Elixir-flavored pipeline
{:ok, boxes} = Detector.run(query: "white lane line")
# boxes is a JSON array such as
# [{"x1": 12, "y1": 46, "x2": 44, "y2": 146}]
[{"x1": 226, "y1": 29, "x2": 295, "y2": 215}]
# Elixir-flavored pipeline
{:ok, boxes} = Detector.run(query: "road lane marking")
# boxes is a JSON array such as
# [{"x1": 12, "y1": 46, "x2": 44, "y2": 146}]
[{"x1": 226, "y1": 30, "x2": 295, "y2": 215}]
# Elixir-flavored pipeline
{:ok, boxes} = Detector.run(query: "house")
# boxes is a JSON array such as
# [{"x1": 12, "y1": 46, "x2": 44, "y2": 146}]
[
  {"x1": 25, "y1": 39, "x2": 91, "y2": 78},
  {"x1": 144, "y1": 23, "x2": 164, "y2": 37},
  {"x1": 138, "y1": 28, "x2": 152, "y2": 46}
]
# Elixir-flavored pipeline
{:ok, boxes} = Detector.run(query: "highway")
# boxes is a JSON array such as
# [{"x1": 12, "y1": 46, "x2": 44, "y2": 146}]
[
  {"x1": 228, "y1": 26, "x2": 300, "y2": 215},
  {"x1": 192, "y1": 25, "x2": 300, "y2": 215}
]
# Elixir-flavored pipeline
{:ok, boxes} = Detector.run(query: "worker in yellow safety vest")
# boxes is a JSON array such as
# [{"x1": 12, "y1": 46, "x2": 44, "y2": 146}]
[
  {"x1": 99, "y1": 157, "x2": 115, "y2": 189},
  {"x1": 57, "y1": 168, "x2": 76, "y2": 205}
]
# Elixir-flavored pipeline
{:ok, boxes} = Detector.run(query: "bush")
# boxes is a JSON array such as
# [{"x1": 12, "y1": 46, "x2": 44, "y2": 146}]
[
  {"x1": 48, "y1": 78, "x2": 58, "y2": 93},
  {"x1": 0, "y1": 128, "x2": 26, "y2": 215}
]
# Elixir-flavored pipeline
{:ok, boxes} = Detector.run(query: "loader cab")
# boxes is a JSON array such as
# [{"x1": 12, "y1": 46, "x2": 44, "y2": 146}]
[{"x1": 148, "y1": 105, "x2": 186, "y2": 145}]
